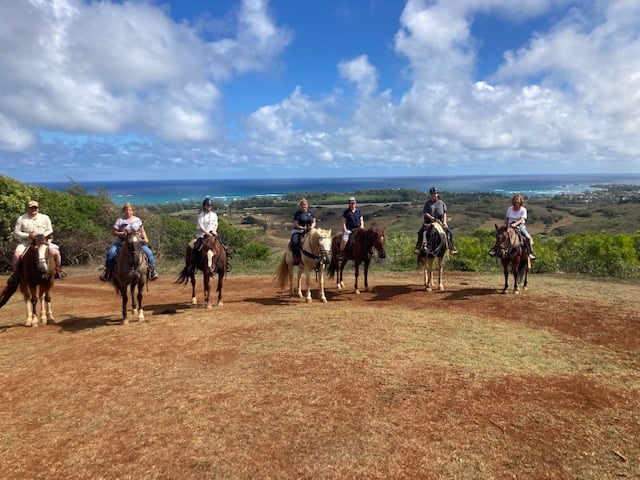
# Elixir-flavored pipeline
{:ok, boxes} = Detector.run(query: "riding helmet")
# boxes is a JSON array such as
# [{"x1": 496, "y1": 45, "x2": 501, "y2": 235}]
[
  {"x1": 202, "y1": 197, "x2": 213, "y2": 207},
  {"x1": 429, "y1": 187, "x2": 439, "y2": 194}
]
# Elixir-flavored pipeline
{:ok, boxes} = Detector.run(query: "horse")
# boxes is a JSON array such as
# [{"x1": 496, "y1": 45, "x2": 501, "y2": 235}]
[
  {"x1": 492, "y1": 224, "x2": 530, "y2": 294},
  {"x1": 275, "y1": 228, "x2": 332, "y2": 303},
  {"x1": 327, "y1": 228, "x2": 386, "y2": 294},
  {"x1": 0, "y1": 234, "x2": 56, "y2": 327},
  {"x1": 175, "y1": 234, "x2": 227, "y2": 309},
  {"x1": 109, "y1": 229, "x2": 148, "y2": 324},
  {"x1": 417, "y1": 222, "x2": 448, "y2": 292}
]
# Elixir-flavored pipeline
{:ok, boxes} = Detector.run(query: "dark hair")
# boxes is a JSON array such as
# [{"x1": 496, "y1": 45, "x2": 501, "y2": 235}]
[{"x1": 202, "y1": 197, "x2": 213, "y2": 207}]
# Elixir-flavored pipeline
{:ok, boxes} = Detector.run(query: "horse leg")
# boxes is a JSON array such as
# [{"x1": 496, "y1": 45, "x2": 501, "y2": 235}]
[
  {"x1": 190, "y1": 272, "x2": 198, "y2": 306},
  {"x1": 216, "y1": 271, "x2": 224, "y2": 307},
  {"x1": 121, "y1": 286, "x2": 129, "y2": 324},
  {"x1": 502, "y1": 263, "x2": 509, "y2": 294},
  {"x1": 354, "y1": 262, "x2": 360, "y2": 294},
  {"x1": 204, "y1": 272, "x2": 213, "y2": 309},
  {"x1": 337, "y1": 260, "x2": 345, "y2": 290},
  {"x1": 512, "y1": 260, "x2": 520, "y2": 294},
  {"x1": 303, "y1": 267, "x2": 313, "y2": 303},
  {"x1": 24, "y1": 291, "x2": 37, "y2": 327},
  {"x1": 37, "y1": 292, "x2": 47, "y2": 325},
  {"x1": 426, "y1": 258, "x2": 433, "y2": 292},
  {"x1": 363, "y1": 260, "x2": 371, "y2": 292},
  {"x1": 44, "y1": 291, "x2": 55, "y2": 323},
  {"x1": 318, "y1": 265, "x2": 327, "y2": 303},
  {"x1": 136, "y1": 283, "x2": 145, "y2": 321},
  {"x1": 296, "y1": 266, "x2": 303, "y2": 299},
  {"x1": 437, "y1": 257, "x2": 444, "y2": 291}
]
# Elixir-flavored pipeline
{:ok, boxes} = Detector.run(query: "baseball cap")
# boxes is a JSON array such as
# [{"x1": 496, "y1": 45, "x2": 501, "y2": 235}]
[{"x1": 349, "y1": 197, "x2": 356, "y2": 202}]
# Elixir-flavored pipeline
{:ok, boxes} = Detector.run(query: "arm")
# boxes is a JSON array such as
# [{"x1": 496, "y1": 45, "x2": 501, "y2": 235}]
[
  {"x1": 139, "y1": 226, "x2": 150, "y2": 243},
  {"x1": 342, "y1": 216, "x2": 348, "y2": 233},
  {"x1": 14, "y1": 216, "x2": 30, "y2": 242},
  {"x1": 359, "y1": 211, "x2": 364, "y2": 229}
]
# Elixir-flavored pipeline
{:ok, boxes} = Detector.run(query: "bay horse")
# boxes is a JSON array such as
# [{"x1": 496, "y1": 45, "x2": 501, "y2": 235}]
[
  {"x1": 275, "y1": 228, "x2": 332, "y2": 303},
  {"x1": 327, "y1": 228, "x2": 386, "y2": 294},
  {"x1": 175, "y1": 234, "x2": 227, "y2": 309},
  {"x1": 109, "y1": 229, "x2": 148, "y2": 324},
  {"x1": 492, "y1": 224, "x2": 530, "y2": 294},
  {"x1": 0, "y1": 234, "x2": 56, "y2": 326},
  {"x1": 417, "y1": 221, "x2": 448, "y2": 292}
]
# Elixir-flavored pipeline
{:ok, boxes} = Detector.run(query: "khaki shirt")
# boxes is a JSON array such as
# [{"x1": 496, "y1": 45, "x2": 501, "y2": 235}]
[{"x1": 14, "y1": 212, "x2": 54, "y2": 246}]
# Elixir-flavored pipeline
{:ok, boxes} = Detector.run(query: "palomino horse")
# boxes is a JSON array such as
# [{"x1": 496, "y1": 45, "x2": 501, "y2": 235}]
[
  {"x1": 327, "y1": 228, "x2": 386, "y2": 294},
  {"x1": 110, "y1": 229, "x2": 148, "y2": 324},
  {"x1": 175, "y1": 234, "x2": 227, "y2": 309},
  {"x1": 275, "y1": 228, "x2": 332, "y2": 303},
  {"x1": 492, "y1": 224, "x2": 530, "y2": 294},
  {"x1": 417, "y1": 221, "x2": 448, "y2": 292},
  {"x1": 0, "y1": 234, "x2": 56, "y2": 326}
]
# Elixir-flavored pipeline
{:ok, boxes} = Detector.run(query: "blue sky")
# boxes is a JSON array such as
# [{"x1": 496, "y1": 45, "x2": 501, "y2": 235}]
[{"x1": 1, "y1": 0, "x2": 639, "y2": 182}]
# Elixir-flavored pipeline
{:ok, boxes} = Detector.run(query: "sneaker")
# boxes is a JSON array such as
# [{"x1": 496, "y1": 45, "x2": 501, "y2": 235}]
[
  {"x1": 488, "y1": 249, "x2": 496, "y2": 257},
  {"x1": 450, "y1": 248, "x2": 458, "y2": 255},
  {"x1": 529, "y1": 253, "x2": 536, "y2": 260},
  {"x1": 226, "y1": 263, "x2": 232, "y2": 273},
  {"x1": 149, "y1": 270, "x2": 159, "y2": 281},
  {"x1": 99, "y1": 270, "x2": 110, "y2": 282},
  {"x1": 413, "y1": 248, "x2": 420, "y2": 255},
  {"x1": 55, "y1": 270, "x2": 67, "y2": 280}
]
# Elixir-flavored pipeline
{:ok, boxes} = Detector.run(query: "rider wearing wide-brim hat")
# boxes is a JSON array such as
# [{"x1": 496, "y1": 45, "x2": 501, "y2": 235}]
[{"x1": 415, "y1": 187, "x2": 458, "y2": 255}]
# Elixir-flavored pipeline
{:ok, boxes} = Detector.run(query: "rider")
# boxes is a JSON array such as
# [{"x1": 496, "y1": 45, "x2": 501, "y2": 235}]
[
  {"x1": 415, "y1": 187, "x2": 458, "y2": 255},
  {"x1": 191, "y1": 197, "x2": 231, "y2": 272},
  {"x1": 489, "y1": 193, "x2": 536, "y2": 259},
  {"x1": 290, "y1": 198, "x2": 316, "y2": 265},
  {"x1": 13, "y1": 200, "x2": 67, "y2": 279},
  {"x1": 99, "y1": 202, "x2": 159, "y2": 281},
  {"x1": 340, "y1": 197, "x2": 364, "y2": 256}
]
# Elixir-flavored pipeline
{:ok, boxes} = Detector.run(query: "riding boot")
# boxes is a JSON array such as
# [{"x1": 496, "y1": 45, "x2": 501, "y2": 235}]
[
  {"x1": 99, "y1": 266, "x2": 110, "y2": 282},
  {"x1": 149, "y1": 267, "x2": 159, "y2": 281},
  {"x1": 527, "y1": 240, "x2": 536, "y2": 260}
]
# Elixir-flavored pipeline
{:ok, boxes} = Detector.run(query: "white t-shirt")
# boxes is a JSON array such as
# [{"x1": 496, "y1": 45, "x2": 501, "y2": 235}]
[{"x1": 506, "y1": 206, "x2": 527, "y2": 225}]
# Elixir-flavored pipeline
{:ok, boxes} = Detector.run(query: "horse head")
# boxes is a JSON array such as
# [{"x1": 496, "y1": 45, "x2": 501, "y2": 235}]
[
  {"x1": 313, "y1": 228, "x2": 332, "y2": 264},
  {"x1": 494, "y1": 224, "x2": 519, "y2": 258},
  {"x1": 424, "y1": 223, "x2": 447, "y2": 258},
  {"x1": 33, "y1": 234, "x2": 51, "y2": 276},
  {"x1": 371, "y1": 228, "x2": 386, "y2": 259},
  {"x1": 123, "y1": 229, "x2": 143, "y2": 267}
]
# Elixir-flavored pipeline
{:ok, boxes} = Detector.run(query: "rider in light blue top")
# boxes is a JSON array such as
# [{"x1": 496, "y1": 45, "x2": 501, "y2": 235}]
[{"x1": 99, "y1": 202, "x2": 158, "y2": 281}]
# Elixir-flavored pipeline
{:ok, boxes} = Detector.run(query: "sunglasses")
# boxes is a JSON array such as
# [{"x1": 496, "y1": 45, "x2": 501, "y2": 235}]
[{"x1": 29, "y1": 206, "x2": 39, "y2": 209}]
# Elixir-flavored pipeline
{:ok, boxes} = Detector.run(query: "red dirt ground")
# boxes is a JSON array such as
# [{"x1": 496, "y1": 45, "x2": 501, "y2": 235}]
[{"x1": 0, "y1": 269, "x2": 638, "y2": 479}]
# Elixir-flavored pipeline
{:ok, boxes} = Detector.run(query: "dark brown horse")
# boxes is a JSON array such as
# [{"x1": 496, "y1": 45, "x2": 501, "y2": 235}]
[
  {"x1": 492, "y1": 224, "x2": 530, "y2": 294},
  {"x1": 327, "y1": 228, "x2": 386, "y2": 294},
  {"x1": 109, "y1": 229, "x2": 148, "y2": 324},
  {"x1": 417, "y1": 222, "x2": 448, "y2": 292},
  {"x1": 0, "y1": 234, "x2": 56, "y2": 326},
  {"x1": 175, "y1": 235, "x2": 227, "y2": 309}
]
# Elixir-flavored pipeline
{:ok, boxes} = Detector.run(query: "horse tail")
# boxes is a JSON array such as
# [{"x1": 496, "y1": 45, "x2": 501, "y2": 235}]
[
  {"x1": 274, "y1": 253, "x2": 290, "y2": 289},
  {"x1": 174, "y1": 266, "x2": 191, "y2": 286},
  {"x1": 0, "y1": 270, "x2": 21, "y2": 309}
]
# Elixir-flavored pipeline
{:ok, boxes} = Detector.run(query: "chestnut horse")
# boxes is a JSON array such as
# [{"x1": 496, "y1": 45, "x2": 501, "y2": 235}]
[
  {"x1": 417, "y1": 222, "x2": 448, "y2": 292},
  {"x1": 109, "y1": 229, "x2": 148, "y2": 324},
  {"x1": 327, "y1": 228, "x2": 386, "y2": 294},
  {"x1": 492, "y1": 224, "x2": 530, "y2": 294},
  {"x1": 275, "y1": 228, "x2": 332, "y2": 303},
  {"x1": 0, "y1": 234, "x2": 56, "y2": 326},
  {"x1": 175, "y1": 234, "x2": 227, "y2": 309}
]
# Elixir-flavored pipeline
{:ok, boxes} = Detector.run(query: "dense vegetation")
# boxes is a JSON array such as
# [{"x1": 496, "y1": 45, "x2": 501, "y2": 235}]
[{"x1": 1, "y1": 175, "x2": 639, "y2": 279}]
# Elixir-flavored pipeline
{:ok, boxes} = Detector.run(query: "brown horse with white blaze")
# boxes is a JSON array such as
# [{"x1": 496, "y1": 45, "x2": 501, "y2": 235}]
[
  {"x1": 109, "y1": 229, "x2": 148, "y2": 324},
  {"x1": 492, "y1": 224, "x2": 530, "y2": 294},
  {"x1": 175, "y1": 234, "x2": 227, "y2": 309},
  {"x1": 0, "y1": 234, "x2": 56, "y2": 326},
  {"x1": 327, "y1": 228, "x2": 386, "y2": 294}
]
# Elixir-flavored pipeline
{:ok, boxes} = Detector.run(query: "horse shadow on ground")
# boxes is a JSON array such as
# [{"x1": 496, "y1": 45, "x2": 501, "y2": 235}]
[
  {"x1": 56, "y1": 302, "x2": 191, "y2": 332},
  {"x1": 367, "y1": 284, "x2": 500, "y2": 302}
]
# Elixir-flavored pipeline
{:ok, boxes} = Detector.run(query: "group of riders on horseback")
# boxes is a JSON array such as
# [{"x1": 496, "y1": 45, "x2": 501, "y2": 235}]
[{"x1": 8, "y1": 188, "x2": 536, "y2": 286}]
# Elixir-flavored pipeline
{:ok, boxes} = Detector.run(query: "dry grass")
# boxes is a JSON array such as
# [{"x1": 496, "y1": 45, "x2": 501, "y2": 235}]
[{"x1": 0, "y1": 269, "x2": 639, "y2": 479}]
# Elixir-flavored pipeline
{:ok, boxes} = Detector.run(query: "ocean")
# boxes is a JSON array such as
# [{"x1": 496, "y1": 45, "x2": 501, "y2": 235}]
[{"x1": 36, "y1": 174, "x2": 640, "y2": 206}]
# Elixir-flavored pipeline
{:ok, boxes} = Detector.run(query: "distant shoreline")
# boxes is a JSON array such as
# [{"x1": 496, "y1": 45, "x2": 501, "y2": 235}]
[{"x1": 34, "y1": 173, "x2": 640, "y2": 206}]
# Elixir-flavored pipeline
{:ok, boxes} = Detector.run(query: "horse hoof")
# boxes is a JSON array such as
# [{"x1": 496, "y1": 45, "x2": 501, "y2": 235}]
[
  {"x1": 217, "y1": 301, "x2": 224, "y2": 307},
  {"x1": 426, "y1": 286, "x2": 432, "y2": 292},
  {"x1": 438, "y1": 285, "x2": 444, "y2": 291},
  {"x1": 321, "y1": 298, "x2": 327, "y2": 303},
  {"x1": 206, "y1": 304, "x2": 213, "y2": 310},
  {"x1": 305, "y1": 298, "x2": 312, "y2": 304},
  {"x1": 514, "y1": 290, "x2": 520, "y2": 295},
  {"x1": 355, "y1": 289, "x2": 360, "y2": 295},
  {"x1": 191, "y1": 298, "x2": 198, "y2": 305},
  {"x1": 123, "y1": 319, "x2": 129, "y2": 325}
]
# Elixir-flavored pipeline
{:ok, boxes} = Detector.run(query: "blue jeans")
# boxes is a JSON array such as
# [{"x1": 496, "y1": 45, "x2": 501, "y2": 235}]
[{"x1": 105, "y1": 241, "x2": 156, "y2": 268}]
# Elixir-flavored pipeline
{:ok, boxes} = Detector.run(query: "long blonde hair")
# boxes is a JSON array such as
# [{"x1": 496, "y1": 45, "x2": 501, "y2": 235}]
[{"x1": 511, "y1": 194, "x2": 524, "y2": 207}]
